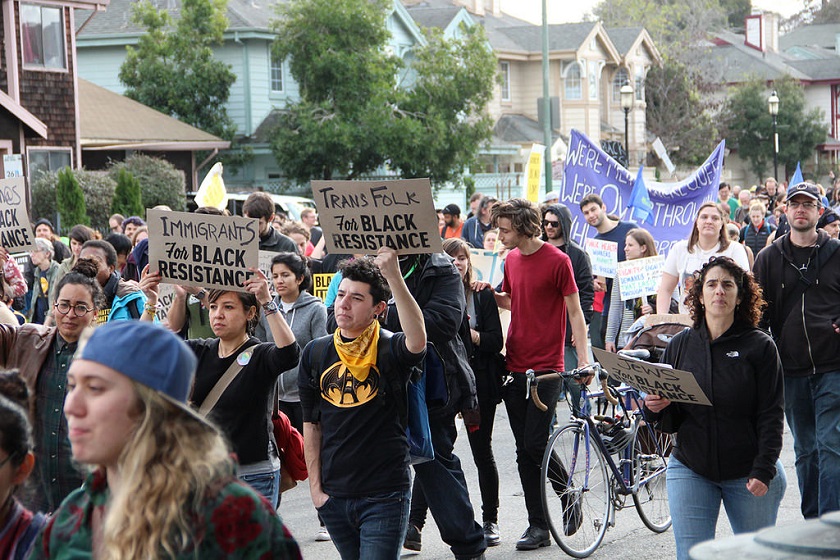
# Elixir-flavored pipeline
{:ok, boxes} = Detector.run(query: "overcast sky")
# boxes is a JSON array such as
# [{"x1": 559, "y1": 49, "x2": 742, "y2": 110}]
[{"x1": 501, "y1": 0, "x2": 809, "y2": 24}]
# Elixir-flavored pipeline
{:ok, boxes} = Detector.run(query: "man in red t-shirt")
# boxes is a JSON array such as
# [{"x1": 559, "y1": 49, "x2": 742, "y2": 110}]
[{"x1": 491, "y1": 198, "x2": 591, "y2": 551}]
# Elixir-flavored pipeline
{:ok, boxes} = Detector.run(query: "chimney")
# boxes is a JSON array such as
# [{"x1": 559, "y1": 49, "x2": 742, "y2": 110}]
[{"x1": 764, "y1": 13, "x2": 779, "y2": 53}]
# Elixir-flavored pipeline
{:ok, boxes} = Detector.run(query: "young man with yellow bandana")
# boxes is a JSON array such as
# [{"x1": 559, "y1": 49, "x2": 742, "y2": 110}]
[{"x1": 299, "y1": 246, "x2": 427, "y2": 560}]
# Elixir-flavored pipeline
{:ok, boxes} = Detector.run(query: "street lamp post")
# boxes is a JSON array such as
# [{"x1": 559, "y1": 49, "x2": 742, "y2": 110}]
[
  {"x1": 620, "y1": 80, "x2": 634, "y2": 169},
  {"x1": 768, "y1": 90, "x2": 780, "y2": 181}
]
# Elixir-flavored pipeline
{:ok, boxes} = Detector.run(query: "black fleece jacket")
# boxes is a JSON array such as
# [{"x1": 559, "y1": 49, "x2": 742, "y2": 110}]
[{"x1": 647, "y1": 321, "x2": 784, "y2": 486}]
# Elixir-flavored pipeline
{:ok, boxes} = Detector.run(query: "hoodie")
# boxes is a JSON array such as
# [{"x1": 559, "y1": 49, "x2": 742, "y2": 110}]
[
  {"x1": 753, "y1": 230, "x2": 840, "y2": 377},
  {"x1": 543, "y1": 204, "x2": 594, "y2": 344},
  {"x1": 256, "y1": 290, "x2": 327, "y2": 401}
]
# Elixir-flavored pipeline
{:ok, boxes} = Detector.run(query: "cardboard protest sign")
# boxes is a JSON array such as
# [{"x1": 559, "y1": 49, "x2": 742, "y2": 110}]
[
  {"x1": 525, "y1": 144, "x2": 544, "y2": 203},
  {"x1": 147, "y1": 209, "x2": 259, "y2": 292},
  {"x1": 470, "y1": 249, "x2": 504, "y2": 286},
  {"x1": 0, "y1": 178, "x2": 36, "y2": 252},
  {"x1": 617, "y1": 255, "x2": 665, "y2": 301},
  {"x1": 593, "y1": 347, "x2": 711, "y2": 406},
  {"x1": 311, "y1": 178, "x2": 443, "y2": 256},
  {"x1": 156, "y1": 283, "x2": 176, "y2": 324},
  {"x1": 312, "y1": 273, "x2": 335, "y2": 302},
  {"x1": 585, "y1": 238, "x2": 618, "y2": 278}
]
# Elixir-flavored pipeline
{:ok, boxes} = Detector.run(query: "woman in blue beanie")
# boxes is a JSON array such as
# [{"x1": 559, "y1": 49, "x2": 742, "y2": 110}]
[{"x1": 31, "y1": 321, "x2": 302, "y2": 559}]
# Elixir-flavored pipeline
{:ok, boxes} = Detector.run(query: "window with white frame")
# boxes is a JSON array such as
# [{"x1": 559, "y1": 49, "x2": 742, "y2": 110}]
[
  {"x1": 565, "y1": 62, "x2": 582, "y2": 100},
  {"x1": 270, "y1": 51, "x2": 283, "y2": 93},
  {"x1": 635, "y1": 67, "x2": 645, "y2": 101},
  {"x1": 21, "y1": 4, "x2": 66, "y2": 70},
  {"x1": 612, "y1": 68, "x2": 629, "y2": 103},
  {"x1": 28, "y1": 149, "x2": 71, "y2": 179},
  {"x1": 500, "y1": 61, "x2": 511, "y2": 101}
]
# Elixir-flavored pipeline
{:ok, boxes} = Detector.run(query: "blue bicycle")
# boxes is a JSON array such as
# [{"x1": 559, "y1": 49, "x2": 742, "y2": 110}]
[{"x1": 529, "y1": 362, "x2": 672, "y2": 558}]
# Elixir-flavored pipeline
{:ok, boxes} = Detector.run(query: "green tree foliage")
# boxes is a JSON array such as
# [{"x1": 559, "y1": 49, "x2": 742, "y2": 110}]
[
  {"x1": 108, "y1": 155, "x2": 186, "y2": 211},
  {"x1": 112, "y1": 168, "x2": 144, "y2": 217},
  {"x1": 33, "y1": 170, "x2": 117, "y2": 232},
  {"x1": 722, "y1": 77, "x2": 827, "y2": 182},
  {"x1": 269, "y1": 0, "x2": 496, "y2": 186},
  {"x1": 592, "y1": 0, "x2": 726, "y2": 55},
  {"x1": 119, "y1": 0, "x2": 237, "y2": 141},
  {"x1": 388, "y1": 25, "x2": 497, "y2": 185},
  {"x1": 644, "y1": 60, "x2": 718, "y2": 165},
  {"x1": 719, "y1": 0, "x2": 750, "y2": 29},
  {"x1": 56, "y1": 168, "x2": 89, "y2": 229},
  {"x1": 270, "y1": 0, "x2": 399, "y2": 182}
]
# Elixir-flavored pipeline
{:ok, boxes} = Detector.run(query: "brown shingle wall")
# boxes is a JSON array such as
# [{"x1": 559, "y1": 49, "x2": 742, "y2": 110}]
[{"x1": 19, "y1": 6, "x2": 76, "y2": 151}]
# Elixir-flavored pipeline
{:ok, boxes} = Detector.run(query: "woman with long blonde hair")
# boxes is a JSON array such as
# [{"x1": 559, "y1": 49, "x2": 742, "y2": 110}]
[{"x1": 31, "y1": 321, "x2": 302, "y2": 559}]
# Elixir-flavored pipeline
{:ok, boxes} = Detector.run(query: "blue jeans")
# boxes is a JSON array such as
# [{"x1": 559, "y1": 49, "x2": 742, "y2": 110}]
[
  {"x1": 240, "y1": 468, "x2": 280, "y2": 510},
  {"x1": 784, "y1": 372, "x2": 840, "y2": 518},
  {"x1": 412, "y1": 412, "x2": 487, "y2": 559},
  {"x1": 317, "y1": 489, "x2": 410, "y2": 560},
  {"x1": 667, "y1": 457, "x2": 786, "y2": 560}
]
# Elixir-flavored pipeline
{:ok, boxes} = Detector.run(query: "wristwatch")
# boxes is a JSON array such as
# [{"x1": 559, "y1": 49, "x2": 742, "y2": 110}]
[{"x1": 262, "y1": 300, "x2": 279, "y2": 316}]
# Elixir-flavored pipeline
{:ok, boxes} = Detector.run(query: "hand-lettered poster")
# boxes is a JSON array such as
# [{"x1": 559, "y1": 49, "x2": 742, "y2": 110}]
[
  {"x1": 311, "y1": 178, "x2": 443, "y2": 256},
  {"x1": 593, "y1": 348, "x2": 711, "y2": 406},
  {"x1": 0, "y1": 178, "x2": 36, "y2": 252},
  {"x1": 147, "y1": 209, "x2": 259, "y2": 292}
]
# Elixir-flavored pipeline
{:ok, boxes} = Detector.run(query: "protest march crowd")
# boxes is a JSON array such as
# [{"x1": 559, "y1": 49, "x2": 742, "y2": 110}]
[{"x1": 0, "y1": 168, "x2": 838, "y2": 560}]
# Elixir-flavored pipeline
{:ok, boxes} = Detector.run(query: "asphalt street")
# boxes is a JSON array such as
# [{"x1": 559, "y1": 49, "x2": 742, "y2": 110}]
[{"x1": 280, "y1": 395, "x2": 803, "y2": 559}]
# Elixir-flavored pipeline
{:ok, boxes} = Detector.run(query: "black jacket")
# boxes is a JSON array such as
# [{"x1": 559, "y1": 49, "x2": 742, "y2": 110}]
[
  {"x1": 382, "y1": 253, "x2": 479, "y2": 418},
  {"x1": 753, "y1": 230, "x2": 840, "y2": 377},
  {"x1": 739, "y1": 221, "x2": 775, "y2": 256},
  {"x1": 544, "y1": 204, "x2": 594, "y2": 344},
  {"x1": 259, "y1": 227, "x2": 299, "y2": 254},
  {"x1": 464, "y1": 287, "x2": 504, "y2": 404},
  {"x1": 649, "y1": 321, "x2": 784, "y2": 486}
]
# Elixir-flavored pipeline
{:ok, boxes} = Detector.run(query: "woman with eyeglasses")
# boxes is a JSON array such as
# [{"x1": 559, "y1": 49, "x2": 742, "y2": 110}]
[
  {"x1": 656, "y1": 201, "x2": 750, "y2": 314},
  {"x1": 0, "y1": 258, "x2": 104, "y2": 512}
]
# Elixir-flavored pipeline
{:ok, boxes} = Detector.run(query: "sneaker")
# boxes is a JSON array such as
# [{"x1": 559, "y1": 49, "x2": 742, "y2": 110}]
[
  {"x1": 483, "y1": 521, "x2": 501, "y2": 547},
  {"x1": 403, "y1": 524, "x2": 421, "y2": 551},
  {"x1": 315, "y1": 526, "x2": 331, "y2": 541}
]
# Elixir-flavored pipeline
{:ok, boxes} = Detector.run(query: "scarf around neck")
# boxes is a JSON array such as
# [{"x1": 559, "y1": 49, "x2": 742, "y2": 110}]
[{"x1": 333, "y1": 320, "x2": 380, "y2": 381}]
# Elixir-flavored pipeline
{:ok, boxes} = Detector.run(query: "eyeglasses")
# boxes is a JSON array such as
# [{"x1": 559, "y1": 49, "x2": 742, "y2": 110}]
[
  {"x1": 542, "y1": 220, "x2": 560, "y2": 228},
  {"x1": 788, "y1": 200, "x2": 818, "y2": 210},
  {"x1": 54, "y1": 302, "x2": 95, "y2": 317}
]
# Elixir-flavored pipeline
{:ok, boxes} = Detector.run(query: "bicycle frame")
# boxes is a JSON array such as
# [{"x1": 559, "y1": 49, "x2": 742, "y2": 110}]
[{"x1": 561, "y1": 382, "x2": 666, "y2": 499}]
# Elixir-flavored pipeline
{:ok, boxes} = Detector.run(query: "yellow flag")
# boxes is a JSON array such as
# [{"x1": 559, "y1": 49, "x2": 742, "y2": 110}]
[{"x1": 195, "y1": 162, "x2": 227, "y2": 211}]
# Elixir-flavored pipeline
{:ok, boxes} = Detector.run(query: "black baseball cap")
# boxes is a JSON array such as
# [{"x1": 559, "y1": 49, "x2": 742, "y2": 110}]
[
  {"x1": 442, "y1": 204, "x2": 461, "y2": 216},
  {"x1": 785, "y1": 182, "x2": 821, "y2": 203}
]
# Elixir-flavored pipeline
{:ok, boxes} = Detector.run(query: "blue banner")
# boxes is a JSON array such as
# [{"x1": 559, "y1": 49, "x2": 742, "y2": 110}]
[{"x1": 560, "y1": 129, "x2": 725, "y2": 256}]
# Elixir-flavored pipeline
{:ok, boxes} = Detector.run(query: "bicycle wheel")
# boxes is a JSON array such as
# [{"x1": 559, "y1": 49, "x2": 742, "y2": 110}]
[
  {"x1": 631, "y1": 424, "x2": 672, "y2": 533},
  {"x1": 541, "y1": 423, "x2": 611, "y2": 558}
]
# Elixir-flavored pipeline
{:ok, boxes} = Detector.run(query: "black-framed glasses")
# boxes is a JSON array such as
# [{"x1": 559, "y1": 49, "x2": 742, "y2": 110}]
[
  {"x1": 54, "y1": 302, "x2": 95, "y2": 317},
  {"x1": 788, "y1": 200, "x2": 818, "y2": 210},
  {"x1": 542, "y1": 220, "x2": 560, "y2": 228}
]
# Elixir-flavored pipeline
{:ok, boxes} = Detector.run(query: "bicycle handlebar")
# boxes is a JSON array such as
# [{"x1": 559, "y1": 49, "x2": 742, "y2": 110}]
[{"x1": 526, "y1": 365, "x2": 614, "y2": 412}]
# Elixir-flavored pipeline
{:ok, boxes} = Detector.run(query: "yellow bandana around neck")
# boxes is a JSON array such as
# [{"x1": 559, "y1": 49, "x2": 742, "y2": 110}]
[{"x1": 333, "y1": 320, "x2": 380, "y2": 381}]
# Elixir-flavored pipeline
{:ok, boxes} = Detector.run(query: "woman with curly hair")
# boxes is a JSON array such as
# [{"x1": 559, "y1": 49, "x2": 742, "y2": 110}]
[
  {"x1": 644, "y1": 256, "x2": 786, "y2": 560},
  {"x1": 31, "y1": 321, "x2": 301, "y2": 559}
]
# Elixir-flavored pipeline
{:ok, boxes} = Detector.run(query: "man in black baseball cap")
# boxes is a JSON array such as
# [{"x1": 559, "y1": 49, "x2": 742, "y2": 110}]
[{"x1": 441, "y1": 203, "x2": 463, "y2": 239}]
